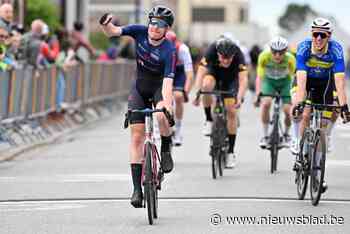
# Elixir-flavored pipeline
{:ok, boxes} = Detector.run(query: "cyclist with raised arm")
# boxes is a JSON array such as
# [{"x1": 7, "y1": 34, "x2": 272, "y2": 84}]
[
  {"x1": 193, "y1": 35, "x2": 248, "y2": 168},
  {"x1": 100, "y1": 5, "x2": 176, "y2": 208},
  {"x1": 254, "y1": 36, "x2": 296, "y2": 148},
  {"x1": 292, "y1": 17, "x2": 350, "y2": 191},
  {"x1": 165, "y1": 31, "x2": 194, "y2": 146}
]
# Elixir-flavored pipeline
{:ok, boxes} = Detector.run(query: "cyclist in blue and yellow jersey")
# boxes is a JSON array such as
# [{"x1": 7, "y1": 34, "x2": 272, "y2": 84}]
[
  {"x1": 254, "y1": 36, "x2": 296, "y2": 148},
  {"x1": 193, "y1": 35, "x2": 248, "y2": 168},
  {"x1": 100, "y1": 5, "x2": 176, "y2": 208},
  {"x1": 165, "y1": 31, "x2": 194, "y2": 146},
  {"x1": 292, "y1": 17, "x2": 350, "y2": 192}
]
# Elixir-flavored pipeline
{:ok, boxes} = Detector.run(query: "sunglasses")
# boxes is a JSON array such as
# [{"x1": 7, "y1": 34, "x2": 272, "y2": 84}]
[
  {"x1": 271, "y1": 49, "x2": 286, "y2": 55},
  {"x1": 0, "y1": 34, "x2": 9, "y2": 39},
  {"x1": 312, "y1": 32, "x2": 328, "y2": 39},
  {"x1": 149, "y1": 19, "x2": 168, "y2": 28}
]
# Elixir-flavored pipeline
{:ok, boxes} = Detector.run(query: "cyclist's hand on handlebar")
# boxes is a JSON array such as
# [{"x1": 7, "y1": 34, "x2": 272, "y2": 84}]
[
  {"x1": 340, "y1": 104, "x2": 350, "y2": 123},
  {"x1": 99, "y1": 13, "x2": 113, "y2": 26},
  {"x1": 292, "y1": 102, "x2": 304, "y2": 119}
]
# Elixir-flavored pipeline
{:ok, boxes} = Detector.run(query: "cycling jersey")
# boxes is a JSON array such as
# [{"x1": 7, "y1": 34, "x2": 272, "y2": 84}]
[
  {"x1": 296, "y1": 38, "x2": 344, "y2": 104},
  {"x1": 173, "y1": 42, "x2": 193, "y2": 89},
  {"x1": 121, "y1": 24, "x2": 176, "y2": 124},
  {"x1": 296, "y1": 39, "x2": 345, "y2": 80},
  {"x1": 121, "y1": 25, "x2": 176, "y2": 84},
  {"x1": 200, "y1": 42, "x2": 246, "y2": 96},
  {"x1": 257, "y1": 50, "x2": 296, "y2": 80}
]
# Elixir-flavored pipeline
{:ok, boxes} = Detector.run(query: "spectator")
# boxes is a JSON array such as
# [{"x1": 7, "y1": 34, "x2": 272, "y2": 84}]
[
  {"x1": 18, "y1": 19, "x2": 52, "y2": 68},
  {"x1": 97, "y1": 46, "x2": 118, "y2": 61},
  {"x1": 70, "y1": 21, "x2": 97, "y2": 58},
  {"x1": 38, "y1": 23, "x2": 60, "y2": 66},
  {"x1": 0, "y1": 25, "x2": 15, "y2": 70},
  {"x1": 0, "y1": 3, "x2": 13, "y2": 33}
]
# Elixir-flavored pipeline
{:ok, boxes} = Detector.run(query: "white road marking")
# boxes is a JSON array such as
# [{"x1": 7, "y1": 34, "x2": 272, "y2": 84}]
[
  {"x1": 0, "y1": 203, "x2": 85, "y2": 212},
  {"x1": 0, "y1": 174, "x2": 130, "y2": 183},
  {"x1": 327, "y1": 160, "x2": 350, "y2": 167}
]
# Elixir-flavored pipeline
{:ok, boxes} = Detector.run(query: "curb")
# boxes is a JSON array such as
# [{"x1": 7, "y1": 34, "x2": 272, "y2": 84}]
[{"x1": 0, "y1": 106, "x2": 122, "y2": 163}]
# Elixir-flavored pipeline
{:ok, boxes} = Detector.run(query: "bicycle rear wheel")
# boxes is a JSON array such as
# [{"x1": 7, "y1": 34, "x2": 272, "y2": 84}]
[
  {"x1": 144, "y1": 142, "x2": 155, "y2": 225},
  {"x1": 310, "y1": 130, "x2": 326, "y2": 206},
  {"x1": 296, "y1": 131, "x2": 309, "y2": 200}
]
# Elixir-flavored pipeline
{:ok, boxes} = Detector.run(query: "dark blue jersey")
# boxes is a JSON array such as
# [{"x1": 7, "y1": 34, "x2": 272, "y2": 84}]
[{"x1": 121, "y1": 25, "x2": 176, "y2": 82}]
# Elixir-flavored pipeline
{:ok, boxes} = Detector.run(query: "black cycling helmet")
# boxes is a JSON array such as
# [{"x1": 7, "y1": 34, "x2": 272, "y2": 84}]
[
  {"x1": 216, "y1": 36, "x2": 236, "y2": 57},
  {"x1": 148, "y1": 5, "x2": 174, "y2": 27}
]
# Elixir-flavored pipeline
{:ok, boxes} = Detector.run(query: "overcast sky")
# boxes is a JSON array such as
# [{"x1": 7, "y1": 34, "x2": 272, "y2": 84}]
[{"x1": 249, "y1": 0, "x2": 350, "y2": 35}]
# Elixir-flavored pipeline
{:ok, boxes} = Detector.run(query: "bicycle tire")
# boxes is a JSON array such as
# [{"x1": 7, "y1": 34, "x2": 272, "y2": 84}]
[
  {"x1": 153, "y1": 187, "x2": 158, "y2": 219},
  {"x1": 270, "y1": 116, "x2": 279, "y2": 173},
  {"x1": 144, "y1": 142, "x2": 154, "y2": 225},
  {"x1": 296, "y1": 130, "x2": 309, "y2": 200},
  {"x1": 310, "y1": 130, "x2": 326, "y2": 206},
  {"x1": 211, "y1": 150, "x2": 219, "y2": 179},
  {"x1": 210, "y1": 117, "x2": 226, "y2": 179}
]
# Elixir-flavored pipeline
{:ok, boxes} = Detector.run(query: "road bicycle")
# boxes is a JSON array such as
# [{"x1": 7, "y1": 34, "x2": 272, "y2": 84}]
[{"x1": 124, "y1": 107, "x2": 174, "y2": 224}]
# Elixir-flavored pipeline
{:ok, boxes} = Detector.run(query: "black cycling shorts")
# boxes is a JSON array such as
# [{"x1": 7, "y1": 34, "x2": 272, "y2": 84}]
[
  {"x1": 306, "y1": 78, "x2": 335, "y2": 104},
  {"x1": 127, "y1": 80, "x2": 163, "y2": 124},
  {"x1": 207, "y1": 66, "x2": 239, "y2": 98}
]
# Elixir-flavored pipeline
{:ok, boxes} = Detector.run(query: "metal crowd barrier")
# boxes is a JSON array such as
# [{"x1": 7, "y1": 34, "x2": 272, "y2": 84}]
[{"x1": 0, "y1": 60, "x2": 136, "y2": 125}]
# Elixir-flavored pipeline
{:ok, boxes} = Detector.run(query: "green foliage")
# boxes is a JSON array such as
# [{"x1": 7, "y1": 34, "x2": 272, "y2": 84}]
[
  {"x1": 278, "y1": 4, "x2": 316, "y2": 32},
  {"x1": 25, "y1": 0, "x2": 61, "y2": 31},
  {"x1": 89, "y1": 31, "x2": 110, "y2": 50}
]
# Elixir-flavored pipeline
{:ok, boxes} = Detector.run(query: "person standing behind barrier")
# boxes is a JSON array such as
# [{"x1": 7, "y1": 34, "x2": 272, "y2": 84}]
[
  {"x1": 0, "y1": 3, "x2": 13, "y2": 33},
  {"x1": 70, "y1": 21, "x2": 97, "y2": 60},
  {"x1": 100, "y1": 5, "x2": 176, "y2": 208},
  {"x1": 0, "y1": 25, "x2": 15, "y2": 70},
  {"x1": 55, "y1": 28, "x2": 77, "y2": 112},
  {"x1": 18, "y1": 19, "x2": 45, "y2": 68},
  {"x1": 165, "y1": 31, "x2": 193, "y2": 146}
]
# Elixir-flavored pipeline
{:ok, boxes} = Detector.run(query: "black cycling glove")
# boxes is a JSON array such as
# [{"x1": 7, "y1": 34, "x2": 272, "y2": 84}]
[
  {"x1": 99, "y1": 13, "x2": 112, "y2": 26},
  {"x1": 292, "y1": 102, "x2": 304, "y2": 118}
]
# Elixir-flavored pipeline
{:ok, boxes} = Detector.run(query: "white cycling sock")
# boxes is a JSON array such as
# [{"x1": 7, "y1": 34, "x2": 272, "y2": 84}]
[
  {"x1": 175, "y1": 119, "x2": 182, "y2": 134},
  {"x1": 291, "y1": 120, "x2": 299, "y2": 141},
  {"x1": 263, "y1": 124, "x2": 269, "y2": 137}
]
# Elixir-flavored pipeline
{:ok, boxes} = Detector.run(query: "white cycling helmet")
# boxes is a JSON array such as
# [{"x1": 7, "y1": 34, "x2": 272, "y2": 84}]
[
  {"x1": 311, "y1": 17, "x2": 333, "y2": 33},
  {"x1": 269, "y1": 36, "x2": 288, "y2": 52}
]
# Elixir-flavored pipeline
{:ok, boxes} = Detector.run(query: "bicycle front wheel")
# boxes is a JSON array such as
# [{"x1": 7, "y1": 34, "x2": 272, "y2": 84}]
[
  {"x1": 270, "y1": 118, "x2": 279, "y2": 173},
  {"x1": 310, "y1": 130, "x2": 326, "y2": 206},
  {"x1": 296, "y1": 131, "x2": 309, "y2": 200},
  {"x1": 144, "y1": 142, "x2": 155, "y2": 225}
]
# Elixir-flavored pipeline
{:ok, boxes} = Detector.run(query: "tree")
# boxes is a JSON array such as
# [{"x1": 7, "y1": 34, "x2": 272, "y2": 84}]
[
  {"x1": 24, "y1": 0, "x2": 61, "y2": 31},
  {"x1": 278, "y1": 4, "x2": 316, "y2": 32}
]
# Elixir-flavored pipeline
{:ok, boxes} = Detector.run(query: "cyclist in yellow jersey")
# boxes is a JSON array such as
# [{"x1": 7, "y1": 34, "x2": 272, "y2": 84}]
[{"x1": 255, "y1": 36, "x2": 296, "y2": 148}]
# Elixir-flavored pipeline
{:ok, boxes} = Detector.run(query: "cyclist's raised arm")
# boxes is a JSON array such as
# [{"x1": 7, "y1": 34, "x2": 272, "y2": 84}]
[{"x1": 99, "y1": 14, "x2": 122, "y2": 37}]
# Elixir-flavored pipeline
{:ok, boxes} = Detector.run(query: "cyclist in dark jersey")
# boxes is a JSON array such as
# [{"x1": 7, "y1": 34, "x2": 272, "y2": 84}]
[
  {"x1": 193, "y1": 35, "x2": 248, "y2": 168},
  {"x1": 100, "y1": 5, "x2": 176, "y2": 208}
]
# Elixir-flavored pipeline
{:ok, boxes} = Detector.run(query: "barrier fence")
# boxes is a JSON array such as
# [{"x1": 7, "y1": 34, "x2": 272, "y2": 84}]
[
  {"x1": 0, "y1": 60, "x2": 135, "y2": 148},
  {"x1": 0, "y1": 60, "x2": 135, "y2": 124}
]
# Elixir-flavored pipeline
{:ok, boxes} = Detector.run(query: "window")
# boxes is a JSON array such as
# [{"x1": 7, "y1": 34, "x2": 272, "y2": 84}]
[
  {"x1": 239, "y1": 7, "x2": 248, "y2": 23},
  {"x1": 192, "y1": 7, "x2": 225, "y2": 22}
]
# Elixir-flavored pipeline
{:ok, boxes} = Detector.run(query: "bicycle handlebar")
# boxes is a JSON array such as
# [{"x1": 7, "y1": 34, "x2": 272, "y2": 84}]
[{"x1": 124, "y1": 107, "x2": 175, "y2": 129}]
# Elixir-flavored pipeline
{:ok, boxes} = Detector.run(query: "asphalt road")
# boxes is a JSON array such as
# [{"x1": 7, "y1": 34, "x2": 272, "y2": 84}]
[{"x1": 1, "y1": 93, "x2": 350, "y2": 234}]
